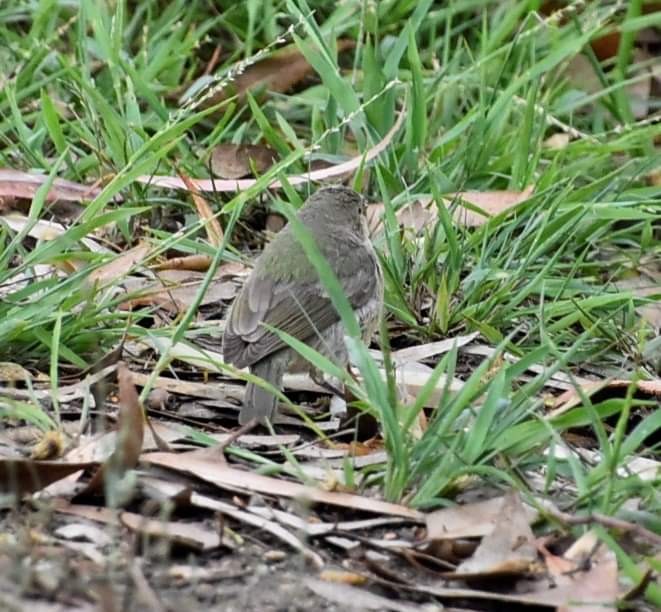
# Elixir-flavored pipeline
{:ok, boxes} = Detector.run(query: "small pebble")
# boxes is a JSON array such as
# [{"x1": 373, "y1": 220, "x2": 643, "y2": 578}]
[{"x1": 262, "y1": 549, "x2": 287, "y2": 562}]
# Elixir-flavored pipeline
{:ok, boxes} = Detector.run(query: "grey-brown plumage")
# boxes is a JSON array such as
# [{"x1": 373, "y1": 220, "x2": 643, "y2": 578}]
[{"x1": 222, "y1": 186, "x2": 383, "y2": 424}]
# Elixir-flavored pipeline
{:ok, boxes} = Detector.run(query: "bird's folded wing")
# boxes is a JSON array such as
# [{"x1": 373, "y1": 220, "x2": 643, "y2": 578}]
[
  {"x1": 223, "y1": 246, "x2": 380, "y2": 368},
  {"x1": 223, "y1": 274, "x2": 339, "y2": 368}
]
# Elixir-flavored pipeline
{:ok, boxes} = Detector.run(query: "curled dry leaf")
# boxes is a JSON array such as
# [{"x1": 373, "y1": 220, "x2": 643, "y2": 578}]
[
  {"x1": 151, "y1": 254, "x2": 212, "y2": 272},
  {"x1": 0, "y1": 169, "x2": 101, "y2": 202},
  {"x1": 539, "y1": 531, "x2": 619, "y2": 612},
  {"x1": 0, "y1": 459, "x2": 92, "y2": 497},
  {"x1": 199, "y1": 39, "x2": 355, "y2": 107},
  {"x1": 367, "y1": 186, "x2": 533, "y2": 236},
  {"x1": 549, "y1": 377, "x2": 661, "y2": 417},
  {"x1": 305, "y1": 578, "x2": 426, "y2": 612},
  {"x1": 615, "y1": 273, "x2": 661, "y2": 331},
  {"x1": 0, "y1": 361, "x2": 34, "y2": 383},
  {"x1": 318, "y1": 569, "x2": 368, "y2": 586},
  {"x1": 82, "y1": 362, "x2": 144, "y2": 495},
  {"x1": 211, "y1": 144, "x2": 276, "y2": 179},
  {"x1": 120, "y1": 513, "x2": 231, "y2": 552},
  {"x1": 1, "y1": 213, "x2": 109, "y2": 254},
  {"x1": 120, "y1": 269, "x2": 238, "y2": 314},
  {"x1": 427, "y1": 493, "x2": 539, "y2": 542},
  {"x1": 450, "y1": 491, "x2": 540, "y2": 578},
  {"x1": 54, "y1": 500, "x2": 232, "y2": 552},
  {"x1": 142, "y1": 451, "x2": 423, "y2": 520},
  {"x1": 178, "y1": 172, "x2": 223, "y2": 247},
  {"x1": 135, "y1": 107, "x2": 405, "y2": 192},
  {"x1": 88, "y1": 243, "x2": 151, "y2": 287},
  {"x1": 29, "y1": 430, "x2": 66, "y2": 460}
]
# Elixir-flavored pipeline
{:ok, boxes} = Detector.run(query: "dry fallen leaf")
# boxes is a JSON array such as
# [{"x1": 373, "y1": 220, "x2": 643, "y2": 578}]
[
  {"x1": 305, "y1": 577, "x2": 426, "y2": 612},
  {"x1": 0, "y1": 459, "x2": 92, "y2": 497},
  {"x1": 389, "y1": 332, "x2": 479, "y2": 366},
  {"x1": 0, "y1": 361, "x2": 34, "y2": 383},
  {"x1": 1, "y1": 213, "x2": 109, "y2": 258},
  {"x1": 451, "y1": 491, "x2": 539, "y2": 578},
  {"x1": 451, "y1": 188, "x2": 534, "y2": 226},
  {"x1": 82, "y1": 363, "x2": 144, "y2": 496},
  {"x1": 120, "y1": 513, "x2": 231, "y2": 552},
  {"x1": 135, "y1": 107, "x2": 405, "y2": 192},
  {"x1": 55, "y1": 522, "x2": 113, "y2": 547},
  {"x1": 0, "y1": 169, "x2": 102, "y2": 202},
  {"x1": 615, "y1": 273, "x2": 661, "y2": 331},
  {"x1": 210, "y1": 143, "x2": 276, "y2": 179},
  {"x1": 426, "y1": 493, "x2": 539, "y2": 541},
  {"x1": 549, "y1": 377, "x2": 661, "y2": 417},
  {"x1": 317, "y1": 569, "x2": 368, "y2": 586},
  {"x1": 178, "y1": 172, "x2": 223, "y2": 247},
  {"x1": 151, "y1": 254, "x2": 213, "y2": 272},
  {"x1": 542, "y1": 531, "x2": 619, "y2": 612},
  {"x1": 367, "y1": 187, "x2": 533, "y2": 236},
  {"x1": 29, "y1": 430, "x2": 66, "y2": 460},
  {"x1": 120, "y1": 269, "x2": 238, "y2": 314},
  {"x1": 543, "y1": 132, "x2": 571, "y2": 150},
  {"x1": 199, "y1": 39, "x2": 355, "y2": 106},
  {"x1": 88, "y1": 243, "x2": 151, "y2": 287},
  {"x1": 142, "y1": 451, "x2": 423, "y2": 520}
]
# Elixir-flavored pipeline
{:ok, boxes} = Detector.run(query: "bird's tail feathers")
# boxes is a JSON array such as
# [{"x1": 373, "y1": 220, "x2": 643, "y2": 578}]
[{"x1": 241, "y1": 357, "x2": 286, "y2": 425}]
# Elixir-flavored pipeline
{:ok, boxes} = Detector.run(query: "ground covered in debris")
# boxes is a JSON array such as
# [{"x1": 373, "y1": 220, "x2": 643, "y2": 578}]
[{"x1": 1, "y1": 1, "x2": 660, "y2": 611}]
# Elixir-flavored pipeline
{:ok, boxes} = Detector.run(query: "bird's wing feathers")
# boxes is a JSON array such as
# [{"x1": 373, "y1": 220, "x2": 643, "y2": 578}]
[
  {"x1": 223, "y1": 244, "x2": 379, "y2": 369},
  {"x1": 223, "y1": 275, "x2": 337, "y2": 368}
]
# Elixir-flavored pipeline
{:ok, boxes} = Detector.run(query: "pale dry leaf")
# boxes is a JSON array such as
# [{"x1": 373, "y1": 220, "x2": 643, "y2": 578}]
[
  {"x1": 0, "y1": 361, "x2": 34, "y2": 382},
  {"x1": 135, "y1": 107, "x2": 405, "y2": 192},
  {"x1": 1, "y1": 213, "x2": 109, "y2": 253},
  {"x1": 141, "y1": 335, "x2": 462, "y2": 409},
  {"x1": 317, "y1": 569, "x2": 367, "y2": 586},
  {"x1": 191, "y1": 491, "x2": 324, "y2": 567},
  {"x1": 615, "y1": 275, "x2": 661, "y2": 330},
  {"x1": 129, "y1": 371, "x2": 244, "y2": 404},
  {"x1": 29, "y1": 430, "x2": 65, "y2": 460},
  {"x1": 543, "y1": 132, "x2": 571, "y2": 150},
  {"x1": 64, "y1": 416, "x2": 185, "y2": 465},
  {"x1": 451, "y1": 187, "x2": 534, "y2": 226},
  {"x1": 52, "y1": 499, "x2": 119, "y2": 524},
  {"x1": 129, "y1": 560, "x2": 166, "y2": 612},
  {"x1": 82, "y1": 363, "x2": 144, "y2": 494},
  {"x1": 305, "y1": 578, "x2": 430, "y2": 612},
  {"x1": 0, "y1": 458, "x2": 93, "y2": 496},
  {"x1": 389, "y1": 332, "x2": 479, "y2": 366},
  {"x1": 120, "y1": 271, "x2": 238, "y2": 313},
  {"x1": 54, "y1": 522, "x2": 113, "y2": 546},
  {"x1": 565, "y1": 53, "x2": 603, "y2": 94},
  {"x1": 150, "y1": 254, "x2": 212, "y2": 272},
  {"x1": 549, "y1": 377, "x2": 661, "y2": 417},
  {"x1": 88, "y1": 243, "x2": 151, "y2": 287},
  {"x1": 247, "y1": 504, "x2": 410, "y2": 537},
  {"x1": 0, "y1": 169, "x2": 101, "y2": 202},
  {"x1": 142, "y1": 451, "x2": 423, "y2": 520},
  {"x1": 427, "y1": 493, "x2": 539, "y2": 541},
  {"x1": 368, "y1": 187, "x2": 533, "y2": 235},
  {"x1": 120, "y1": 513, "x2": 230, "y2": 551},
  {"x1": 198, "y1": 39, "x2": 355, "y2": 106},
  {"x1": 452, "y1": 491, "x2": 539, "y2": 578},
  {"x1": 211, "y1": 143, "x2": 276, "y2": 179},
  {"x1": 178, "y1": 172, "x2": 223, "y2": 247},
  {"x1": 550, "y1": 531, "x2": 619, "y2": 612}
]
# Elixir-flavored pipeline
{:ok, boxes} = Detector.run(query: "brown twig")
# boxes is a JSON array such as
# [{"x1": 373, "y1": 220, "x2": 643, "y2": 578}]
[
  {"x1": 547, "y1": 507, "x2": 661, "y2": 548},
  {"x1": 217, "y1": 417, "x2": 259, "y2": 454}
]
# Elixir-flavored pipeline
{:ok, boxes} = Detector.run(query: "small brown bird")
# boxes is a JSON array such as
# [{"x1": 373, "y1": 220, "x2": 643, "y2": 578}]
[{"x1": 222, "y1": 186, "x2": 383, "y2": 424}]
